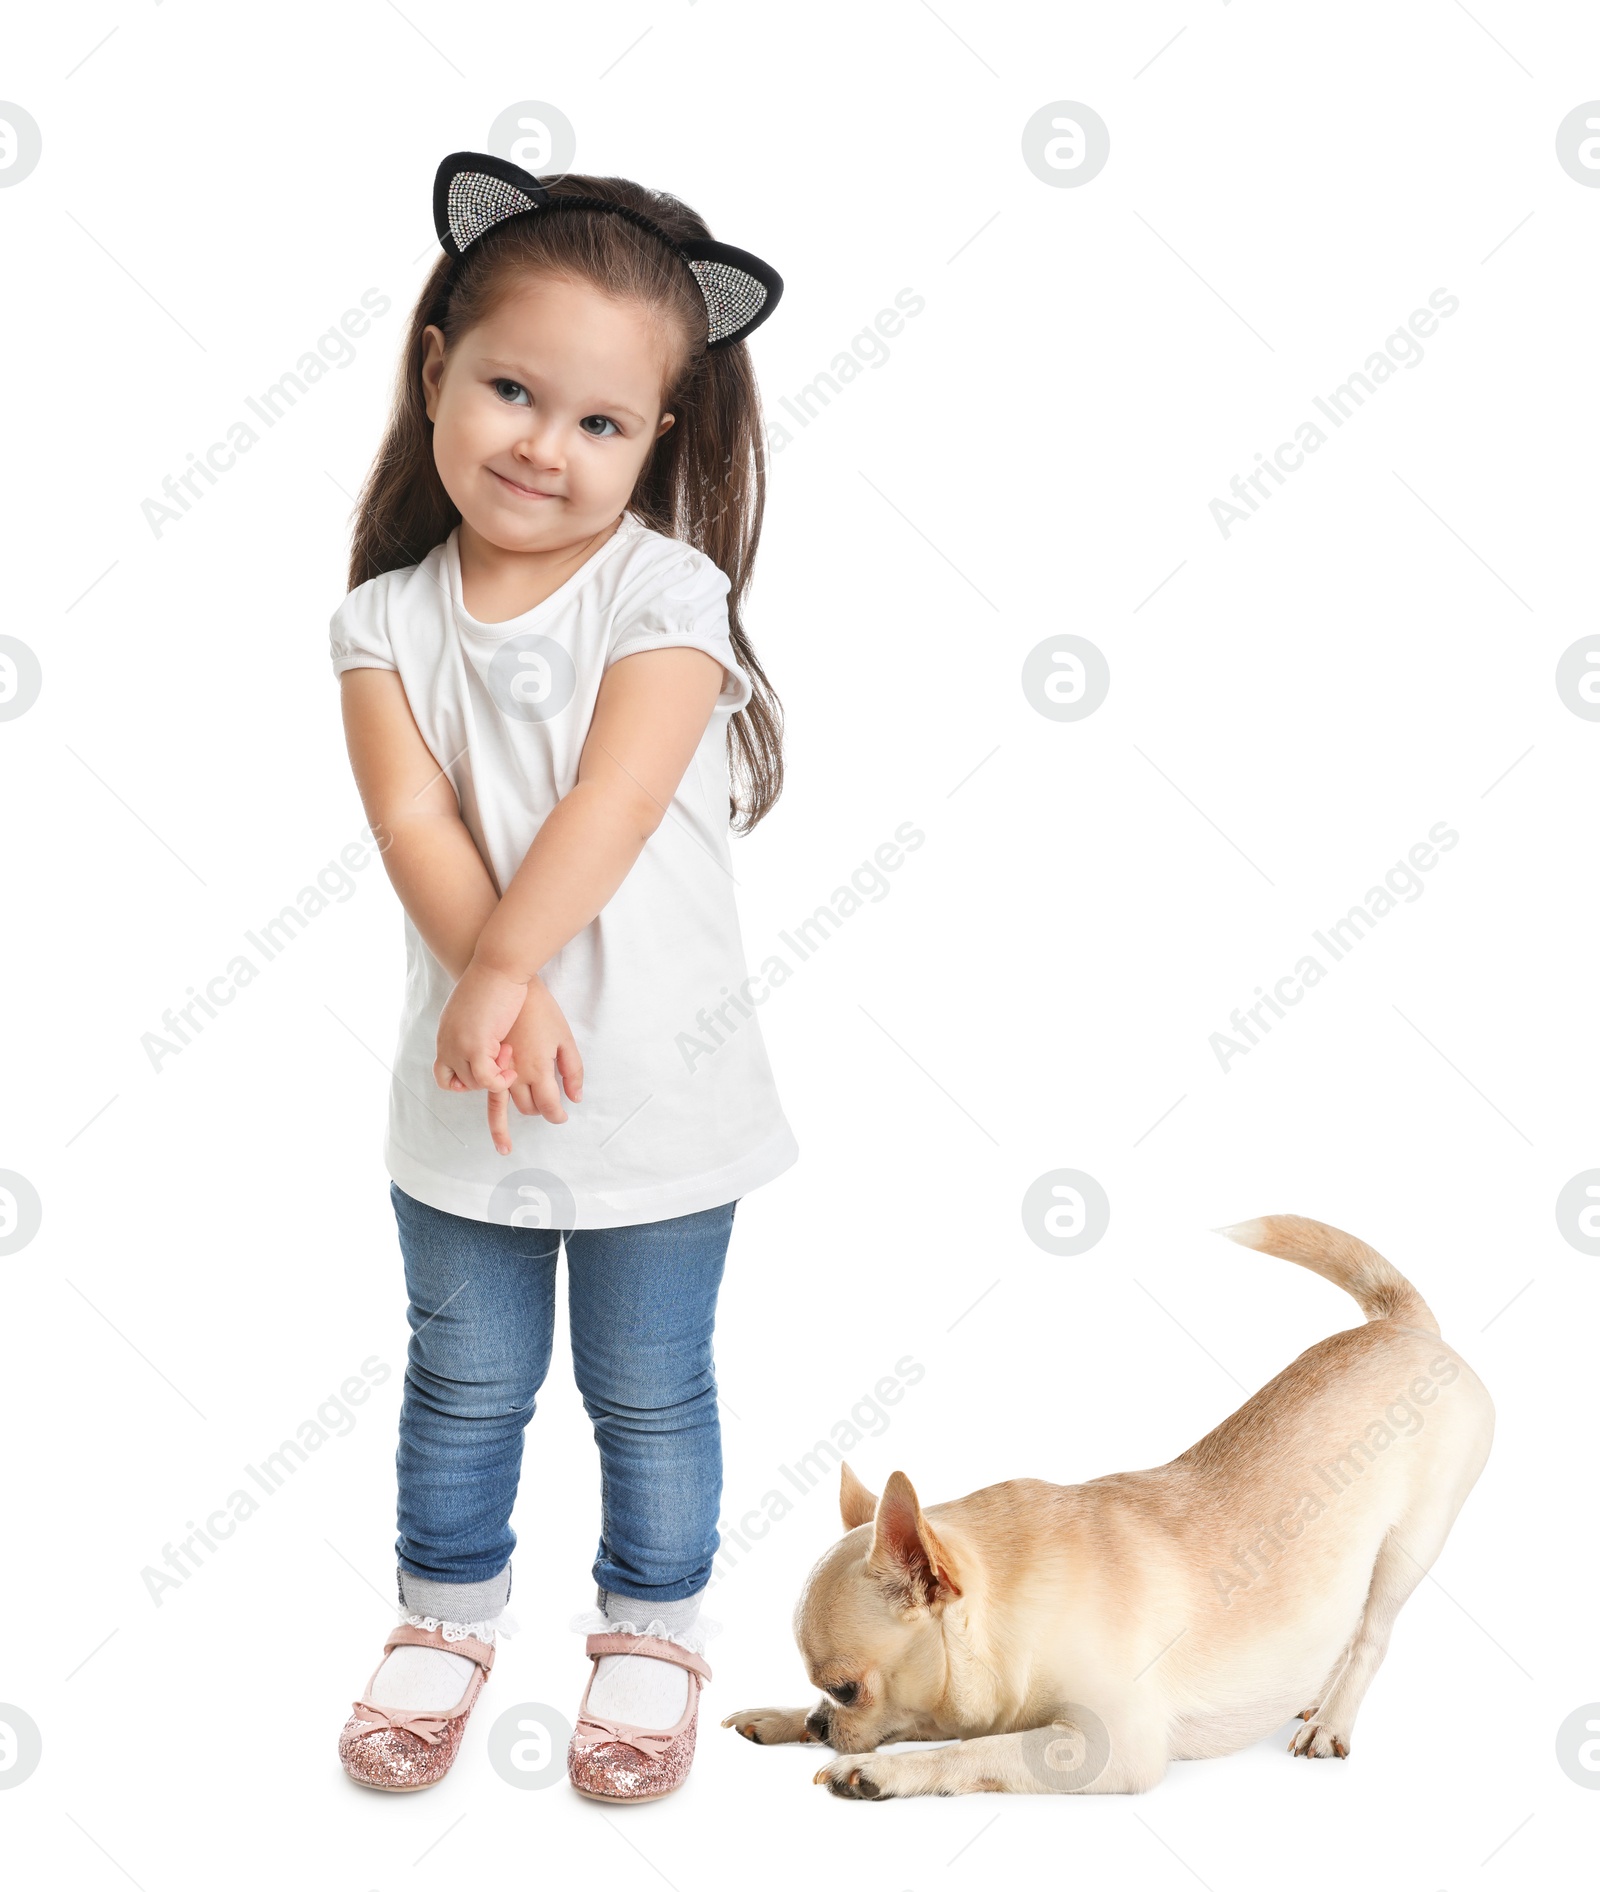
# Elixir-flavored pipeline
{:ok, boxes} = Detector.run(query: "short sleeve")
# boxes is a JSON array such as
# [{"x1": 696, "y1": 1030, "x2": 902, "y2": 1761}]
[
  {"x1": 328, "y1": 578, "x2": 397, "y2": 677},
  {"x1": 606, "y1": 550, "x2": 752, "y2": 712}
]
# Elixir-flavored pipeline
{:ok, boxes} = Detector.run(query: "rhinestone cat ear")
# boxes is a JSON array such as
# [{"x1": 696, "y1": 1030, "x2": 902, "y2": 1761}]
[{"x1": 431, "y1": 151, "x2": 783, "y2": 350}]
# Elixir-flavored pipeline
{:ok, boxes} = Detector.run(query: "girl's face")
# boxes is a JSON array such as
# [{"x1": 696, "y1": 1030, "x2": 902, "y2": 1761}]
[{"x1": 420, "y1": 272, "x2": 680, "y2": 553}]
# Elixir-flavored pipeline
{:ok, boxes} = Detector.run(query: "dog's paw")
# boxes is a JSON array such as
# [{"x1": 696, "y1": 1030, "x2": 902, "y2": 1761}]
[
  {"x1": 720, "y1": 1707, "x2": 818, "y2": 1746},
  {"x1": 813, "y1": 1754, "x2": 895, "y2": 1799},
  {"x1": 1288, "y1": 1719, "x2": 1350, "y2": 1759}
]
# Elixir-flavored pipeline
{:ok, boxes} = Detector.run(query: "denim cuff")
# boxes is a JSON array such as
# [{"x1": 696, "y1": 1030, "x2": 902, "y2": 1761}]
[{"x1": 398, "y1": 1562, "x2": 512, "y2": 1623}]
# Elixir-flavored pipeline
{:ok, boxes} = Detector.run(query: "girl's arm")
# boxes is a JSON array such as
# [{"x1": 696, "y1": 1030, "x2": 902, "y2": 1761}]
[
  {"x1": 434, "y1": 645, "x2": 728, "y2": 1087},
  {"x1": 338, "y1": 667, "x2": 498, "y2": 981},
  {"x1": 339, "y1": 667, "x2": 578, "y2": 1144}
]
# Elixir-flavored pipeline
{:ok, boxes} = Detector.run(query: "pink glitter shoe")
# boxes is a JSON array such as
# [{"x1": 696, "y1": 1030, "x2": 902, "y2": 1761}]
[
  {"x1": 567, "y1": 1632, "x2": 711, "y2": 1803},
  {"x1": 339, "y1": 1620, "x2": 496, "y2": 1792}
]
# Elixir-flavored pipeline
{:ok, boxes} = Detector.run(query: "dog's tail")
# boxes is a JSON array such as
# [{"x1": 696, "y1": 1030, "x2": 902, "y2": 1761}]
[{"x1": 1215, "y1": 1214, "x2": 1440, "y2": 1336}]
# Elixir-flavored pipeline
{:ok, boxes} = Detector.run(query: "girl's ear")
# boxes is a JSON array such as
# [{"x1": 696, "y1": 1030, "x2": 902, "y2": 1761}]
[
  {"x1": 420, "y1": 325, "x2": 446, "y2": 421},
  {"x1": 655, "y1": 412, "x2": 675, "y2": 438}
]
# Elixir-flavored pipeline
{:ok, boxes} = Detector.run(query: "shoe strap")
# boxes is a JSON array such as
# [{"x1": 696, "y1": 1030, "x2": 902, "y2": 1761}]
[
  {"x1": 384, "y1": 1620, "x2": 497, "y2": 1673},
  {"x1": 584, "y1": 1631, "x2": 712, "y2": 1683}
]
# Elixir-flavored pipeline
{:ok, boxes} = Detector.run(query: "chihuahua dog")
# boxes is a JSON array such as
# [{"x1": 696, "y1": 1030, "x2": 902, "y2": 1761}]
[{"x1": 723, "y1": 1215, "x2": 1493, "y2": 1798}]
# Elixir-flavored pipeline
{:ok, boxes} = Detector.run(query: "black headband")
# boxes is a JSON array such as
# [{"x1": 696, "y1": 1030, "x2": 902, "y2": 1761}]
[{"x1": 430, "y1": 151, "x2": 783, "y2": 350}]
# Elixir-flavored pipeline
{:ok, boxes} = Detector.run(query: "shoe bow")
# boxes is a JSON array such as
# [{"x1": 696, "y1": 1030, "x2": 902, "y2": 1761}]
[
  {"x1": 347, "y1": 1699, "x2": 454, "y2": 1748},
  {"x1": 572, "y1": 1709, "x2": 679, "y2": 1760}
]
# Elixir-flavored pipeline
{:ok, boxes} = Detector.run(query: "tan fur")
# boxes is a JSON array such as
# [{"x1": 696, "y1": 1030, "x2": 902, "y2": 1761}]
[{"x1": 722, "y1": 1215, "x2": 1493, "y2": 1798}]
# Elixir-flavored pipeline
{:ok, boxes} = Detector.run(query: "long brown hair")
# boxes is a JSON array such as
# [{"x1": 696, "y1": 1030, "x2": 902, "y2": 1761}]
[{"x1": 345, "y1": 171, "x2": 783, "y2": 832}]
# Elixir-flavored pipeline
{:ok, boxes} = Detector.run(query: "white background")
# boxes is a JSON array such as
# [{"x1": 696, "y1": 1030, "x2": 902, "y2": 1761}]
[{"x1": 2, "y1": 3, "x2": 1596, "y2": 1886}]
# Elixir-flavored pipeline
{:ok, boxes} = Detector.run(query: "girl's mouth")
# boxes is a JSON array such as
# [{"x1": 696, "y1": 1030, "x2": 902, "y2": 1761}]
[{"x1": 491, "y1": 469, "x2": 558, "y2": 499}]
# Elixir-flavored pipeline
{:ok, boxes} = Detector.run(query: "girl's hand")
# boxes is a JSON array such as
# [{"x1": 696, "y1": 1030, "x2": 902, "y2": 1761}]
[
  {"x1": 484, "y1": 979, "x2": 585, "y2": 1152},
  {"x1": 434, "y1": 959, "x2": 530, "y2": 1093}
]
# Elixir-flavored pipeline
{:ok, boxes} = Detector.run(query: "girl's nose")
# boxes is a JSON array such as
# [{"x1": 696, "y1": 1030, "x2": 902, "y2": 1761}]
[{"x1": 512, "y1": 419, "x2": 564, "y2": 470}]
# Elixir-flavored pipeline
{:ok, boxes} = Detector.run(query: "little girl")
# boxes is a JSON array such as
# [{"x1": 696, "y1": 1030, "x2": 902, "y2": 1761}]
[{"x1": 327, "y1": 152, "x2": 796, "y2": 1801}]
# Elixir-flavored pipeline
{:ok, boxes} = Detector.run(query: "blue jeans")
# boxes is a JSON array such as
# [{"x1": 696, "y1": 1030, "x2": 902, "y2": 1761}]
[{"x1": 389, "y1": 1181, "x2": 736, "y2": 1609}]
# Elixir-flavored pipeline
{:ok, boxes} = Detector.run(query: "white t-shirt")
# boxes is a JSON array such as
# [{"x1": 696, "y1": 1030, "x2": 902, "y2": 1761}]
[{"x1": 329, "y1": 511, "x2": 799, "y2": 1229}]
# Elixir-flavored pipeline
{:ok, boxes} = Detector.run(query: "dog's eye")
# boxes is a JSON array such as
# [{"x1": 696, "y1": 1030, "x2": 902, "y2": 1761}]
[{"x1": 828, "y1": 1682, "x2": 859, "y2": 1706}]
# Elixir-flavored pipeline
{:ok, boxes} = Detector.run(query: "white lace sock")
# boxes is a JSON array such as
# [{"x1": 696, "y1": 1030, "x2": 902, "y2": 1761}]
[
  {"x1": 575, "y1": 1593, "x2": 713, "y2": 1731},
  {"x1": 365, "y1": 1570, "x2": 517, "y2": 1715},
  {"x1": 366, "y1": 1611, "x2": 516, "y2": 1713}
]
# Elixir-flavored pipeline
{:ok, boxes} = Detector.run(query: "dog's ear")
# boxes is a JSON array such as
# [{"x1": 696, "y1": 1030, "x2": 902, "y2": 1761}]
[
  {"x1": 839, "y1": 1462, "x2": 878, "y2": 1530},
  {"x1": 866, "y1": 1470, "x2": 963, "y2": 1610}
]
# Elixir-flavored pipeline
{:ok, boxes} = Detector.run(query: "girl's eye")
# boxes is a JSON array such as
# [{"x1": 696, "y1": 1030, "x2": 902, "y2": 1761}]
[{"x1": 489, "y1": 382, "x2": 619, "y2": 437}]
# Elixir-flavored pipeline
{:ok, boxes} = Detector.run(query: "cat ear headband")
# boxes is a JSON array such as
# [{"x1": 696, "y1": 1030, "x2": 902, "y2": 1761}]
[{"x1": 430, "y1": 150, "x2": 783, "y2": 350}]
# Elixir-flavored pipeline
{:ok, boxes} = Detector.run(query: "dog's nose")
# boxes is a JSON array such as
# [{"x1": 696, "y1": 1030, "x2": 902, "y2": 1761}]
[{"x1": 805, "y1": 1707, "x2": 831, "y2": 1742}]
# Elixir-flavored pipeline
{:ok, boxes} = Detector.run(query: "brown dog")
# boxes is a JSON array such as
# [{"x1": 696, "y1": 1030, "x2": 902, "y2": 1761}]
[{"x1": 722, "y1": 1215, "x2": 1494, "y2": 1797}]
